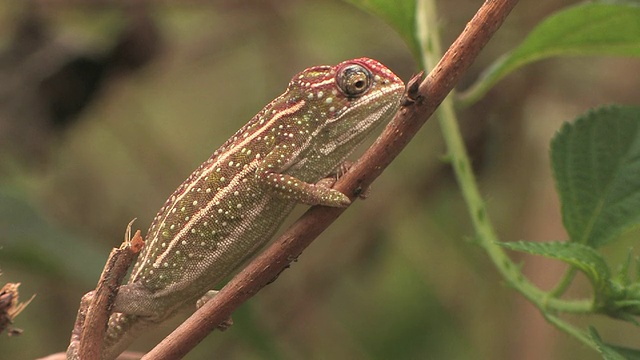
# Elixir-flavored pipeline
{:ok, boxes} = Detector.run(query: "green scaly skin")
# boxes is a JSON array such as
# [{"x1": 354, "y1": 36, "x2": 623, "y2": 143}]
[{"x1": 68, "y1": 58, "x2": 404, "y2": 360}]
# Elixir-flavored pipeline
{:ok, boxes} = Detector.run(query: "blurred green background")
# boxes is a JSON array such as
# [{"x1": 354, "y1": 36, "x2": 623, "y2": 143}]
[{"x1": 0, "y1": 1, "x2": 639, "y2": 359}]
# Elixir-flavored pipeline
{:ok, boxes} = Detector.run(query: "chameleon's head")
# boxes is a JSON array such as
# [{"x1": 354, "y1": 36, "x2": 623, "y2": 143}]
[{"x1": 288, "y1": 58, "x2": 405, "y2": 160}]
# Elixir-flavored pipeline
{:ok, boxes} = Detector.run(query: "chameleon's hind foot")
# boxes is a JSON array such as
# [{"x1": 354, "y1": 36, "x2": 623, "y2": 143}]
[{"x1": 197, "y1": 290, "x2": 234, "y2": 331}]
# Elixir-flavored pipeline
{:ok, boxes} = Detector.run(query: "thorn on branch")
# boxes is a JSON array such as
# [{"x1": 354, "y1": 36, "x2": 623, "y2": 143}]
[{"x1": 401, "y1": 71, "x2": 425, "y2": 107}]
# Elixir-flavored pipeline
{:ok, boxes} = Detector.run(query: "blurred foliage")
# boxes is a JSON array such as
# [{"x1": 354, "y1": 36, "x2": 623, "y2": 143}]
[
  {"x1": 0, "y1": 186, "x2": 107, "y2": 284},
  {"x1": 344, "y1": 0, "x2": 418, "y2": 55},
  {"x1": 459, "y1": 2, "x2": 640, "y2": 107},
  {"x1": 0, "y1": 0, "x2": 639, "y2": 359}
]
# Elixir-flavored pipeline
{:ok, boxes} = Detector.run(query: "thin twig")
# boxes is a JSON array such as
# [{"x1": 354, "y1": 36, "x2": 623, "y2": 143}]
[
  {"x1": 143, "y1": 1, "x2": 519, "y2": 359},
  {"x1": 70, "y1": 221, "x2": 144, "y2": 360}
]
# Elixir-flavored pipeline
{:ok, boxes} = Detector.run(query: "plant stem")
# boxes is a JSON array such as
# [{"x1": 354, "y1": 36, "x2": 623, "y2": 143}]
[
  {"x1": 416, "y1": 0, "x2": 593, "y2": 319},
  {"x1": 549, "y1": 267, "x2": 578, "y2": 298},
  {"x1": 544, "y1": 313, "x2": 594, "y2": 348}
]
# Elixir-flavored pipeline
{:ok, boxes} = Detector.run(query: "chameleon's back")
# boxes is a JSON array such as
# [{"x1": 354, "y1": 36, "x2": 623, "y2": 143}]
[{"x1": 98, "y1": 58, "x2": 404, "y2": 359}]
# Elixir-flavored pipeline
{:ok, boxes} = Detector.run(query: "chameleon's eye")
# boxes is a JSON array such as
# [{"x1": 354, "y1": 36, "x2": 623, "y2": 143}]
[{"x1": 336, "y1": 64, "x2": 373, "y2": 98}]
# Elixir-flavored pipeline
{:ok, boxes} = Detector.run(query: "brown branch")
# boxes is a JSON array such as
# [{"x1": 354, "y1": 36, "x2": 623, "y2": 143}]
[
  {"x1": 144, "y1": 0, "x2": 519, "y2": 358},
  {"x1": 68, "y1": 221, "x2": 144, "y2": 360}
]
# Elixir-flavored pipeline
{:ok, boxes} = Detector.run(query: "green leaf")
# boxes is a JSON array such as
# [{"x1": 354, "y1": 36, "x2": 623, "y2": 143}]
[
  {"x1": 344, "y1": 0, "x2": 418, "y2": 55},
  {"x1": 551, "y1": 105, "x2": 640, "y2": 247},
  {"x1": 500, "y1": 241, "x2": 611, "y2": 296},
  {"x1": 459, "y1": 2, "x2": 640, "y2": 107},
  {"x1": 590, "y1": 327, "x2": 640, "y2": 360}
]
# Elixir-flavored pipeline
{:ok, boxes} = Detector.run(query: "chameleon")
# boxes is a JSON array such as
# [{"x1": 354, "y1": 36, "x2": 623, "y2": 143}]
[{"x1": 67, "y1": 57, "x2": 404, "y2": 359}]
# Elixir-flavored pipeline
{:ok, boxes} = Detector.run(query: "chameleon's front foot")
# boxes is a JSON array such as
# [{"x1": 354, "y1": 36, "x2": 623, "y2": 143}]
[
  {"x1": 318, "y1": 160, "x2": 372, "y2": 200},
  {"x1": 259, "y1": 169, "x2": 352, "y2": 207},
  {"x1": 309, "y1": 185, "x2": 351, "y2": 207}
]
